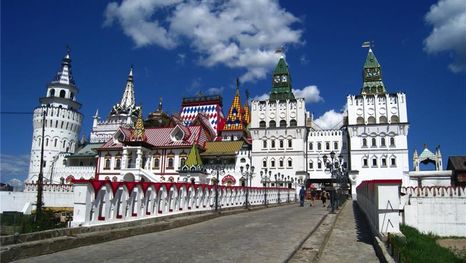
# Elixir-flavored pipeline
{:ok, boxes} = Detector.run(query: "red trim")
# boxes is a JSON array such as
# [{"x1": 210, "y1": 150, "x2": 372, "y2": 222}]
[
  {"x1": 98, "y1": 216, "x2": 105, "y2": 221},
  {"x1": 356, "y1": 179, "x2": 402, "y2": 190},
  {"x1": 116, "y1": 215, "x2": 122, "y2": 219},
  {"x1": 146, "y1": 212, "x2": 151, "y2": 215},
  {"x1": 132, "y1": 213, "x2": 137, "y2": 217}
]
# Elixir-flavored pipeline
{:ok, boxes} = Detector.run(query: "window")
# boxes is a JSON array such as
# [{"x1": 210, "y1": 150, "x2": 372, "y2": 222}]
[
  {"x1": 356, "y1": 117, "x2": 364, "y2": 124},
  {"x1": 38, "y1": 138, "x2": 41, "y2": 146},
  {"x1": 240, "y1": 158, "x2": 246, "y2": 163},
  {"x1": 309, "y1": 142, "x2": 313, "y2": 150},
  {"x1": 372, "y1": 138, "x2": 377, "y2": 147},
  {"x1": 269, "y1": 120, "x2": 276, "y2": 128},
  {"x1": 42, "y1": 161, "x2": 47, "y2": 167},
  {"x1": 61, "y1": 121, "x2": 64, "y2": 128},
  {"x1": 391, "y1": 157, "x2": 396, "y2": 167},
  {"x1": 325, "y1": 142, "x2": 330, "y2": 150},
  {"x1": 372, "y1": 158, "x2": 377, "y2": 167},
  {"x1": 180, "y1": 157, "x2": 186, "y2": 167},
  {"x1": 49, "y1": 89, "x2": 55, "y2": 97},
  {"x1": 280, "y1": 120, "x2": 286, "y2": 127},
  {"x1": 167, "y1": 158, "x2": 174, "y2": 169},
  {"x1": 379, "y1": 116, "x2": 387, "y2": 123},
  {"x1": 46, "y1": 138, "x2": 49, "y2": 146},
  {"x1": 288, "y1": 159, "x2": 292, "y2": 167},
  {"x1": 317, "y1": 161, "x2": 322, "y2": 169},
  {"x1": 153, "y1": 158, "x2": 160, "y2": 169},
  {"x1": 271, "y1": 159, "x2": 275, "y2": 168},
  {"x1": 104, "y1": 158, "x2": 111, "y2": 170},
  {"x1": 127, "y1": 159, "x2": 132, "y2": 168},
  {"x1": 279, "y1": 159, "x2": 284, "y2": 167},
  {"x1": 368, "y1": 116, "x2": 376, "y2": 124},
  {"x1": 290, "y1": 119, "x2": 297, "y2": 127},
  {"x1": 288, "y1": 139, "x2": 292, "y2": 148},
  {"x1": 54, "y1": 139, "x2": 57, "y2": 147},
  {"x1": 259, "y1": 121, "x2": 266, "y2": 128},
  {"x1": 263, "y1": 159, "x2": 267, "y2": 168},
  {"x1": 363, "y1": 158, "x2": 368, "y2": 167},
  {"x1": 381, "y1": 158, "x2": 387, "y2": 167},
  {"x1": 59, "y1": 90, "x2": 66, "y2": 98},
  {"x1": 390, "y1": 137, "x2": 395, "y2": 147},
  {"x1": 263, "y1": 140, "x2": 267, "y2": 148},
  {"x1": 334, "y1": 142, "x2": 338, "y2": 150},
  {"x1": 362, "y1": 138, "x2": 367, "y2": 147},
  {"x1": 381, "y1": 138, "x2": 386, "y2": 147},
  {"x1": 62, "y1": 159, "x2": 67, "y2": 166},
  {"x1": 271, "y1": 140, "x2": 275, "y2": 148},
  {"x1": 309, "y1": 161, "x2": 314, "y2": 169},
  {"x1": 391, "y1": 115, "x2": 399, "y2": 123},
  {"x1": 317, "y1": 142, "x2": 322, "y2": 150},
  {"x1": 279, "y1": 140, "x2": 284, "y2": 148}
]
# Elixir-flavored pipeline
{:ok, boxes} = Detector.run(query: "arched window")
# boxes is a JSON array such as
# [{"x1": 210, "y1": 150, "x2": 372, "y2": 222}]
[
  {"x1": 38, "y1": 137, "x2": 41, "y2": 146},
  {"x1": 371, "y1": 138, "x2": 376, "y2": 147},
  {"x1": 325, "y1": 142, "x2": 330, "y2": 150},
  {"x1": 271, "y1": 159, "x2": 275, "y2": 168},
  {"x1": 70, "y1": 92, "x2": 74, "y2": 100},
  {"x1": 317, "y1": 160, "x2": 322, "y2": 169},
  {"x1": 59, "y1": 90, "x2": 66, "y2": 98},
  {"x1": 362, "y1": 157, "x2": 368, "y2": 167},
  {"x1": 309, "y1": 161, "x2": 314, "y2": 170},
  {"x1": 288, "y1": 158, "x2": 293, "y2": 167},
  {"x1": 381, "y1": 138, "x2": 386, "y2": 147},
  {"x1": 309, "y1": 142, "x2": 313, "y2": 150},
  {"x1": 290, "y1": 119, "x2": 297, "y2": 127},
  {"x1": 381, "y1": 157, "x2": 387, "y2": 167},
  {"x1": 279, "y1": 158, "x2": 284, "y2": 167},
  {"x1": 368, "y1": 116, "x2": 376, "y2": 124},
  {"x1": 263, "y1": 140, "x2": 267, "y2": 148},
  {"x1": 240, "y1": 158, "x2": 246, "y2": 163},
  {"x1": 49, "y1": 89, "x2": 55, "y2": 97},
  {"x1": 180, "y1": 157, "x2": 186, "y2": 167},
  {"x1": 372, "y1": 157, "x2": 378, "y2": 167},
  {"x1": 356, "y1": 117, "x2": 364, "y2": 125},
  {"x1": 379, "y1": 116, "x2": 387, "y2": 123},
  {"x1": 262, "y1": 159, "x2": 267, "y2": 168},
  {"x1": 115, "y1": 159, "x2": 121, "y2": 169},
  {"x1": 391, "y1": 115, "x2": 399, "y2": 123},
  {"x1": 269, "y1": 120, "x2": 276, "y2": 128},
  {"x1": 167, "y1": 158, "x2": 174, "y2": 169},
  {"x1": 362, "y1": 138, "x2": 367, "y2": 147},
  {"x1": 279, "y1": 120, "x2": 287, "y2": 127},
  {"x1": 390, "y1": 156, "x2": 397, "y2": 167},
  {"x1": 317, "y1": 142, "x2": 322, "y2": 150},
  {"x1": 288, "y1": 139, "x2": 292, "y2": 148},
  {"x1": 280, "y1": 140, "x2": 284, "y2": 148},
  {"x1": 54, "y1": 138, "x2": 57, "y2": 147},
  {"x1": 259, "y1": 121, "x2": 266, "y2": 128},
  {"x1": 334, "y1": 142, "x2": 338, "y2": 150},
  {"x1": 271, "y1": 140, "x2": 276, "y2": 148},
  {"x1": 104, "y1": 158, "x2": 111, "y2": 170},
  {"x1": 153, "y1": 158, "x2": 160, "y2": 169},
  {"x1": 45, "y1": 138, "x2": 49, "y2": 146},
  {"x1": 390, "y1": 137, "x2": 395, "y2": 147}
]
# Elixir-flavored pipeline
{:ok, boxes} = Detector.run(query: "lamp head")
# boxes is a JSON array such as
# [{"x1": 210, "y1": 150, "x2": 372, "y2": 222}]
[
  {"x1": 240, "y1": 166, "x2": 244, "y2": 173},
  {"x1": 251, "y1": 166, "x2": 255, "y2": 173},
  {"x1": 322, "y1": 155, "x2": 328, "y2": 163},
  {"x1": 338, "y1": 154, "x2": 343, "y2": 162},
  {"x1": 330, "y1": 151, "x2": 335, "y2": 160},
  {"x1": 246, "y1": 163, "x2": 250, "y2": 171}
]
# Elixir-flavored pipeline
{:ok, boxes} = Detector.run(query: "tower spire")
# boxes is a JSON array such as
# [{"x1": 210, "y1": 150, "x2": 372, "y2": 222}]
[
  {"x1": 53, "y1": 47, "x2": 75, "y2": 86},
  {"x1": 270, "y1": 53, "x2": 295, "y2": 101},
  {"x1": 131, "y1": 109, "x2": 146, "y2": 141},
  {"x1": 120, "y1": 65, "x2": 135, "y2": 109},
  {"x1": 360, "y1": 43, "x2": 386, "y2": 95}
]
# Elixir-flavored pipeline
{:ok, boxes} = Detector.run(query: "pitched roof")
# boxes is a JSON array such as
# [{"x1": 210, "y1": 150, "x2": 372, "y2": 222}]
[
  {"x1": 447, "y1": 156, "x2": 466, "y2": 171},
  {"x1": 68, "y1": 143, "x2": 103, "y2": 158},
  {"x1": 201, "y1": 141, "x2": 244, "y2": 156},
  {"x1": 186, "y1": 144, "x2": 203, "y2": 166},
  {"x1": 223, "y1": 86, "x2": 245, "y2": 131}
]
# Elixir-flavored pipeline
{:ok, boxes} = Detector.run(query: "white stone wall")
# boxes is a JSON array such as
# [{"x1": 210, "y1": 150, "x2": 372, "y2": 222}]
[
  {"x1": 402, "y1": 186, "x2": 466, "y2": 237},
  {"x1": 0, "y1": 190, "x2": 74, "y2": 214}
]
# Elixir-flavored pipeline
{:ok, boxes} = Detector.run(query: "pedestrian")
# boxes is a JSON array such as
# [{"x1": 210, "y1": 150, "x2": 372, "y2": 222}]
[
  {"x1": 321, "y1": 190, "x2": 327, "y2": 207},
  {"x1": 310, "y1": 190, "x2": 317, "y2": 207},
  {"x1": 299, "y1": 186, "x2": 305, "y2": 207}
]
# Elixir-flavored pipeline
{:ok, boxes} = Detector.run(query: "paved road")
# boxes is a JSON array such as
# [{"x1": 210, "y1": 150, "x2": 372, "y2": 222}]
[
  {"x1": 317, "y1": 201, "x2": 380, "y2": 263},
  {"x1": 14, "y1": 203, "x2": 327, "y2": 263}
]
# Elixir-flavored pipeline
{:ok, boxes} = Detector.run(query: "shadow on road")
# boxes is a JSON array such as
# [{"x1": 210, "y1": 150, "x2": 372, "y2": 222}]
[{"x1": 352, "y1": 202, "x2": 373, "y2": 245}]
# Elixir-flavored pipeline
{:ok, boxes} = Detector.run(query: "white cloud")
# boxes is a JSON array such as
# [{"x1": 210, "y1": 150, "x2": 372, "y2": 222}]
[
  {"x1": 252, "y1": 85, "x2": 324, "y2": 104},
  {"x1": 293, "y1": 85, "x2": 323, "y2": 104},
  {"x1": 424, "y1": 0, "x2": 466, "y2": 72},
  {"x1": 206, "y1": 86, "x2": 224, "y2": 95},
  {"x1": 313, "y1": 109, "x2": 345, "y2": 130},
  {"x1": 0, "y1": 154, "x2": 30, "y2": 180},
  {"x1": 104, "y1": 0, "x2": 303, "y2": 81}
]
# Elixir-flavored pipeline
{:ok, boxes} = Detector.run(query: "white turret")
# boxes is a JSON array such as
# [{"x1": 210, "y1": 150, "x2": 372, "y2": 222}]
[{"x1": 28, "y1": 48, "x2": 83, "y2": 183}]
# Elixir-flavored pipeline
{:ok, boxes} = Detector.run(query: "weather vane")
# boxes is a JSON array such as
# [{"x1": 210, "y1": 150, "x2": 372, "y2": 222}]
[{"x1": 361, "y1": 41, "x2": 374, "y2": 49}]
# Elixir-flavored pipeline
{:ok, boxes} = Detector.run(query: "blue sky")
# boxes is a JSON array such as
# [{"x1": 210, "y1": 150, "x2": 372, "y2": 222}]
[{"x1": 1, "y1": 0, "x2": 465, "y2": 183}]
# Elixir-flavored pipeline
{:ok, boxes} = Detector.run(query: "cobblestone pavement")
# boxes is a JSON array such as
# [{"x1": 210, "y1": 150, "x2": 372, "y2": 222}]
[
  {"x1": 316, "y1": 201, "x2": 380, "y2": 263},
  {"x1": 13, "y1": 202, "x2": 327, "y2": 263}
]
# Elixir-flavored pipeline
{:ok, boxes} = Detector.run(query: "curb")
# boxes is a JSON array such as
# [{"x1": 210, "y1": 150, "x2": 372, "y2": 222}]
[{"x1": 0, "y1": 202, "x2": 293, "y2": 263}]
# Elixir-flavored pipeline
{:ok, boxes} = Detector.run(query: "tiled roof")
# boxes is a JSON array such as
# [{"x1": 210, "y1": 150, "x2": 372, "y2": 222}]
[
  {"x1": 447, "y1": 156, "x2": 466, "y2": 170},
  {"x1": 201, "y1": 141, "x2": 244, "y2": 156},
  {"x1": 223, "y1": 88, "x2": 245, "y2": 131}
]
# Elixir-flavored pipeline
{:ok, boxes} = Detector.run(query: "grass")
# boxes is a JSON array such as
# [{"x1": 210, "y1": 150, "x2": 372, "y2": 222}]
[
  {"x1": 389, "y1": 225, "x2": 464, "y2": 263},
  {"x1": 0, "y1": 210, "x2": 67, "y2": 235}
]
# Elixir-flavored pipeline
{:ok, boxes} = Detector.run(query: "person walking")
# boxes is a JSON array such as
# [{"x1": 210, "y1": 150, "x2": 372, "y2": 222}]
[
  {"x1": 321, "y1": 190, "x2": 327, "y2": 207},
  {"x1": 299, "y1": 186, "x2": 305, "y2": 207}
]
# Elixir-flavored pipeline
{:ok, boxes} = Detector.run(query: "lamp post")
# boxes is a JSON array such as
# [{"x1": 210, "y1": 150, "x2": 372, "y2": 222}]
[
  {"x1": 240, "y1": 164, "x2": 255, "y2": 209},
  {"x1": 212, "y1": 155, "x2": 225, "y2": 212},
  {"x1": 260, "y1": 169, "x2": 271, "y2": 206},
  {"x1": 323, "y1": 151, "x2": 347, "y2": 213},
  {"x1": 36, "y1": 107, "x2": 47, "y2": 222}
]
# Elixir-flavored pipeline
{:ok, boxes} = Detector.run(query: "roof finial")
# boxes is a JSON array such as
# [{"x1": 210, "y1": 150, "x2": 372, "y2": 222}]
[
  {"x1": 275, "y1": 46, "x2": 285, "y2": 59},
  {"x1": 65, "y1": 45, "x2": 71, "y2": 59},
  {"x1": 128, "y1": 64, "x2": 134, "y2": 79},
  {"x1": 362, "y1": 41, "x2": 374, "y2": 52},
  {"x1": 157, "y1": 97, "x2": 163, "y2": 112}
]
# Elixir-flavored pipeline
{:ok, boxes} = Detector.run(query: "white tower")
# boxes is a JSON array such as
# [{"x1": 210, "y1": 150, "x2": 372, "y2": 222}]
[
  {"x1": 250, "y1": 54, "x2": 308, "y2": 188},
  {"x1": 27, "y1": 49, "x2": 83, "y2": 183},
  {"x1": 346, "y1": 48, "x2": 409, "y2": 196}
]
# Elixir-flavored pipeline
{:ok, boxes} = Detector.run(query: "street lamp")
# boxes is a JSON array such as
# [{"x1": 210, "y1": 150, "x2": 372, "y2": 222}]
[
  {"x1": 260, "y1": 169, "x2": 272, "y2": 206},
  {"x1": 322, "y1": 151, "x2": 347, "y2": 213},
  {"x1": 240, "y1": 164, "x2": 255, "y2": 209},
  {"x1": 211, "y1": 155, "x2": 225, "y2": 212}
]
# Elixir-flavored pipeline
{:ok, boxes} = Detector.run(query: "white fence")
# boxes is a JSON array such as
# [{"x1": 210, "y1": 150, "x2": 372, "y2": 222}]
[
  {"x1": 71, "y1": 180, "x2": 295, "y2": 227},
  {"x1": 402, "y1": 186, "x2": 466, "y2": 237},
  {"x1": 356, "y1": 179, "x2": 401, "y2": 237}
]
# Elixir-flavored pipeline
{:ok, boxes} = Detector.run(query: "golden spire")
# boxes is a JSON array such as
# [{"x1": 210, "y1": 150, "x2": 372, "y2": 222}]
[{"x1": 131, "y1": 109, "x2": 146, "y2": 141}]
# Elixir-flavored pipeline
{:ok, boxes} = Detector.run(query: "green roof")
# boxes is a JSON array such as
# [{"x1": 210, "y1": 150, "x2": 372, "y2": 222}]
[
  {"x1": 201, "y1": 141, "x2": 244, "y2": 156},
  {"x1": 364, "y1": 49, "x2": 380, "y2": 68},
  {"x1": 67, "y1": 143, "x2": 103, "y2": 158},
  {"x1": 273, "y1": 57, "x2": 289, "y2": 75},
  {"x1": 186, "y1": 144, "x2": 203, "y2": 166},
  {"x1": 360, "y1": 49, "x2": 386, "y2": 95},
  {"x1": 270, "y1": 57, "x2": 295, "y2": 101}
]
